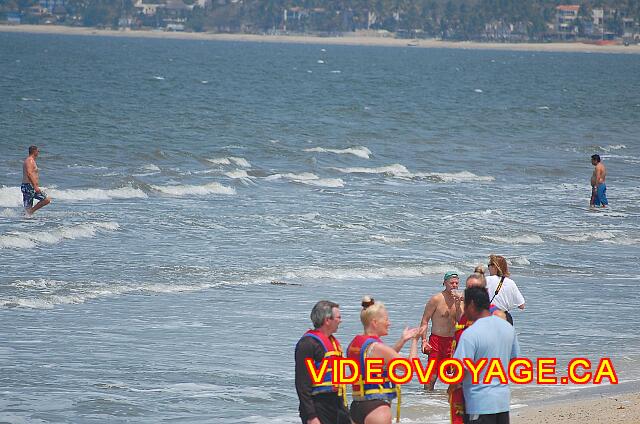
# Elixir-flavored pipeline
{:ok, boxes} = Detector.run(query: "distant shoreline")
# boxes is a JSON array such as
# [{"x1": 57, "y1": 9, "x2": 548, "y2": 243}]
[{"x1": 2, "y1": 24, "x2": 640, "y2": 54}]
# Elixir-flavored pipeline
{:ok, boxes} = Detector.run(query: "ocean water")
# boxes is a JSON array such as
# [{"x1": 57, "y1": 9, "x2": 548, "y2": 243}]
[{"x1": 1, "y1": 32, "x2": 640, "y2": 423}]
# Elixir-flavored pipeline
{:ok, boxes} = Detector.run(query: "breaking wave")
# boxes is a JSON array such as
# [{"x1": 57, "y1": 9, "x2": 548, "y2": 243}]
[
  {"x1": 49, "y1": 187, "x2": 147, "y2": 201},
  {"x1": 265, "y1": 173, "x2": 344, "y2": 188},
  {"x1": 332, "y1": 164, "x2": 411, "y2": 177},
  {"x1": 151, "y1": 182, "x2": 236, "y2": 196},
  {"x1": 332, "y1": 165, "x2": 493, "y2": 182},
  {"x1": 206, "y1": 157, "x2": 251, "y2": 167},
  {"x1": 0, "y1": 222, "x2": 120, "y2": 250},
  {"x1": 0, "y1": 186, "x2": 21, "y2": 207},
  {"x1": 481, "y1": 234, "x2": 544, "y2": 245},
  {"x1": 0, "y1": 279, "x2": 222, "y2": 309},
  {"x1": 280, "y1": 264, "x2": 455, "y2": 281},
  {"x1": 304, "y1": 146, "x2": 372, "y2": 159}
]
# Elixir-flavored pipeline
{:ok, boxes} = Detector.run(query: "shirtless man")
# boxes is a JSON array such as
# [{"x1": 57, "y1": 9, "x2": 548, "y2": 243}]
[
  {"x1": 21, "y1": 145, "x2": 51, "y2": 215},
  {"x1": 590, "y1": 154, "x2": 608, "y2": 208},
  {"x1": 418, "y1": 271, "x2": 463, "y2": 391}
]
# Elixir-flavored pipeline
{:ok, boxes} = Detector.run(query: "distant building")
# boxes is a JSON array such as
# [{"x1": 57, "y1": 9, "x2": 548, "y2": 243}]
[
  {"x1": 39, "y1": 0, "x2": 64, "y2": 14},
  {"x1": 622, "y1": 18, "x2": 639, "y2": 40},
  {"x1": 585, "y1": 8, "x2": 604, "y2": 37},
  {"x1": 6, "y1": 12, "x2": 21, "y2": 24},
  {"x1": 134, "y1": 0, "x2": 163, "y2": 16},
  {"x1": 555, "y1": 5, "x2": 579, "y2": 38}
]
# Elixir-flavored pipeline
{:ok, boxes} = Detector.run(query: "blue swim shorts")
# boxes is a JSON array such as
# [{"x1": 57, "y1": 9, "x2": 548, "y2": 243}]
[
  {"x1": 21, "y1": 183, "x2": 47, "y2": 208},
  {"x1": 593, "y1": 183, "x2": 608, "y2": 207}
]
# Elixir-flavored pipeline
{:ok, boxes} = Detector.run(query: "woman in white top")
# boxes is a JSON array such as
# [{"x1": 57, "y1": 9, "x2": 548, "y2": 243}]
[{"x1": 485, "y1": 255, "x2": 525, "y2": 324}]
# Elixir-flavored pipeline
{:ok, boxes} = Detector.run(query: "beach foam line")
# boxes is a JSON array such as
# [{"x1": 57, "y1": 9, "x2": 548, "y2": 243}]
[
  {"x1": 265, "y1": 173, "x2": 344, "y2": 188},
  {"x1": 151, "y1": 182, "x2": 236, "y2": 196},
  {"x1": 304, "y1": 146, "x2": 372, "y2": 159},
  {"x1": 0, "y1": 222, "x2": 120, "y2": 250}
]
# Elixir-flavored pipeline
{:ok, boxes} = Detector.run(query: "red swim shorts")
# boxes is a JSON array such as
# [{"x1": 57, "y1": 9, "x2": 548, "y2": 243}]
[{"x1": 427, "y1": 334, "x2": 454, "y2": 372}]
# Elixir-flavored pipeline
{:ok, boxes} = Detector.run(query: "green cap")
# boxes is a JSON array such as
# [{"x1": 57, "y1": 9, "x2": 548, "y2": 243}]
[{"x1": 444, "y1": 271, "x2": 459, "y2": 281}]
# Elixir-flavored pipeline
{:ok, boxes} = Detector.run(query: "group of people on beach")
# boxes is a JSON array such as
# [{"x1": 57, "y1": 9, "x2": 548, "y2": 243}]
[{"x1": 295, "y1": 255, "x2": 525, "y2": 424}]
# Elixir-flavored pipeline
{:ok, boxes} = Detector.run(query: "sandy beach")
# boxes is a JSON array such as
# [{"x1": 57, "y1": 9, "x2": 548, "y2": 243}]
[
  {"x1": 513, "y1": 391, "x2": 640, "y2": 424},
  {"x1": 3, "y1": 24, "x2": 640, "y2": 54}
]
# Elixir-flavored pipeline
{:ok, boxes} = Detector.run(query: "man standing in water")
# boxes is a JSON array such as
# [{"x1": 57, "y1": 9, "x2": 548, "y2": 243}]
[
  {"x1": 22, "y1": 145, "x2": 51, "y2": 215},
  {"x1": 418, "y1": 271, "x2": 463, "y2": 391},
  {"x1": 590, "y1": 154, "x2": 608, "y2": 208},
  {"x1": 295, "y1": 300, "x2": 350, "y2": 424}
]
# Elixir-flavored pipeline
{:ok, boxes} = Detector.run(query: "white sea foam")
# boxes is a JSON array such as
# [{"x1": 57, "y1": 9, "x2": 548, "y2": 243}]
[
  {"x1": 304, "y1": 146, "x2": 372, "y2": 159},
  {"x1": 281, "y1": 264, "x2": 454, "y2": 281},
  {"x1": 143, "y1": 164, "x2": 161, "y2": 171},
  {"x1": 153, "y1": 76, "x2": 165, "y2": 80},
  {"x1": 0, "y1": 186, "x2": 22, "y2": 207},
  {"x1": 229, "y1": 157, "x2": 251, "y2": 167},
  {"x1": 332, "y1": 165, "x2": 494, "y2": 182},
  {"x1": 151, "y1": 182, "x2": 235, "y2": 196},
  {"x1": 206, "y1": 158, "x2": 231, "y2": 165},
  {"x1": 206, "y1": 157, "x2": 251, "y2": 167},
  {"x1": 510, "y1": 256, "x2": 531, "y2": 266},
  {"x1": 599, "y1": 144, "x2": 626, "y2": 152},
  {"x1": 48, "y1": 187, "x2": 147, "y2": 201},
  {"x1": 333, "y1": 164, "x2": 412, "y2": 177},
  {"x1": 415, "y1": 171, "x2": 495, "y2": 183},
  {"x1": 1, "y1": 208, "x2": 21, "y2": 217},
  {"x1": 602, "y1": 235, "x2": 639, "y2": 246},
  {"x1": 537, "y1": 106, "x2": 550, "y2": 110},
  {"x1": 0, "y1": 222, "x2": 120, "y2": 250},
  {"x1": 557, "y1": 231, "x2": 615, "y2": 242},
  {"x1": 481, "y1": 234, "x2": 544, "y2": 245},
  {"x1": 370, "y1": 235, "x2": 409, "y2": 244},
  {"x1": 265, "y1": 173, "x2": 344, "y2": 188},
  {"x1": 225, "y1": 169, "x2": 250, "y2": 179},
  {"x1": 67, "y1": 164, "x2": 109, "y2": 170},
  {"x1": 0, "y1": 280, "x2": 222, "y2": 309}
]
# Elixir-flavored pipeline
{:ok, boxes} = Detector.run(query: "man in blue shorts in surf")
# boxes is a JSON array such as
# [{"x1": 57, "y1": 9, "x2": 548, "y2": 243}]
[
  {"x1": 22, "y1": 145, "x2": 51, "y2": 215},
  {"x1": 590, "y1": 154, "x2": 608, "y2": 208}
]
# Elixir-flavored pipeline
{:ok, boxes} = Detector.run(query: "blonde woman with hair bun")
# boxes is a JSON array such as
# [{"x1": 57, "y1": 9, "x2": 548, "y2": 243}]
[{"x1": 346, "y1": 296, "x2": 422, "y2": 424}]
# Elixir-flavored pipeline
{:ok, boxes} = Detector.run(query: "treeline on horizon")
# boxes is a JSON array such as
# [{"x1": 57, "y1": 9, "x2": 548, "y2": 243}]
[{"x1": 3, "y1": 0, "x2": 640, "y2": 39}]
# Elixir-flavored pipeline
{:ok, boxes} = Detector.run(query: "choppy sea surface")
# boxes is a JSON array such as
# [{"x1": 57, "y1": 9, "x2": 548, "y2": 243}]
[{"x1": 1, "y1": 32, "x2": 639, "y2": 423}]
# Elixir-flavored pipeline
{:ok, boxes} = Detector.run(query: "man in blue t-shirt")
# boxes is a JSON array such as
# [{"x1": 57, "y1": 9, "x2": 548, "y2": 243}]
[{"x1": 452, "y1": 287, "x2": 520, "y2": 424}]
